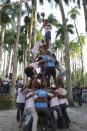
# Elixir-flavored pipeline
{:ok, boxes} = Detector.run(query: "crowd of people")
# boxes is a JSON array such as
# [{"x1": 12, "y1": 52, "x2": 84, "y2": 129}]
[
  {"x1": 0, "y1": 75, "x2": 11, "y2": 95},
  {"x1": 17, "y1": 79, "x2": 70, "y2": 131},
  {"x1": 16, "y1": 19, "x2": 70, "y2": 131}
]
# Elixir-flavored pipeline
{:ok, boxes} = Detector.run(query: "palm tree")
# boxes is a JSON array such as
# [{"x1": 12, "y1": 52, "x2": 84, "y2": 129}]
[
  {"x1": 32, "y1": 0, "x2": 37, "y2": 45},
  {"x1": 69, "y1": 40, "x2": 81, "y2": 86},
  {"x1": 0, "y1": 5, "x2": 10, "y2": 73},
  {"x1": 55, "y1": 0, "x2": 73, "y2": 103},
  {"x1": 54, "y1": 22, "x2": 74, "y2": 65},
  {"x1": 26, "y1": 0, "x2": 37, "y2": 64},
  {"x1": 56, "y1": 23, "x2": 74, "y2": 39},
  {"x1": 68, "y1": 6, "x2": 80, "y2": 36},
  {"x1": 71, "y1": 0, "x2": 87, "y2": 33},
  {"x1": 68, "y1": 6, "x2": 85, "y2": 86},
  {"x1": 82, "y1": 0, "x2": 87, "y2": 32},
  {"x1": 12, "y1": 0, "x2": 22, "y2": 107},
  {"x1": 4, "y1": 29, "x2": 16, "y2": 75}
]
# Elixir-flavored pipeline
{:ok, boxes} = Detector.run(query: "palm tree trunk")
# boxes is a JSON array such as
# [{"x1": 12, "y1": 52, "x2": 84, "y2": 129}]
[
  {"x1": 0, "y1": 24, "x2": 5, "y2": 72},
  {"x1": 23, "y1": 26, "x2": 28, "y2": 84},
  {"x1": 58, "y1": 0, "x2": 73, "y2": 104},
  {"x1": 83, "y1": 0, "x2": 87, "y2": 33},
  {"x1": 27, "y1": 0, "x2": 36, "y2": 64},
  {"x1": 6, "y1": 48, "x2": 11, "y2": 76},
  {"x1": 74, "y1": 20, "x2": 84, "y2": 86},
  {"x1": 12, "y1": 0, "x2": 22, "y2": 108},
  {"x1": 2, "y1": 50, "x2": 5, "y2": 77},
  {"x1": 32, "y1": 0, "x2": 37, "y2": 45}
]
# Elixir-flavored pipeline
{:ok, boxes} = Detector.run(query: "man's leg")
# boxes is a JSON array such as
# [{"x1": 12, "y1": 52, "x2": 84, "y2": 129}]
[
  {"x1": 44, "y1": 108, "x2": 56, "y2": 131},
  {"x1": 20, "y1": 103, "x2": 25, "y2": 119},
  {"x1": 60, "y1": 104, "x2": 70, "y2": 128},
  {"x1": 16, "y1": 103, "x2": 20, "y2": 121},
  {"x1": 55, "y1": 106, "x2": 66, "y2": 128},
  {"x1": 29, "y1": 108, "x2": 38, "y2": 131}
]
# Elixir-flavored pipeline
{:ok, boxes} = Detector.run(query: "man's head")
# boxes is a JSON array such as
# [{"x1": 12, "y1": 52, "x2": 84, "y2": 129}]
[{"x1": 44, "y1": 19, "x2": 48, "y2": 24}]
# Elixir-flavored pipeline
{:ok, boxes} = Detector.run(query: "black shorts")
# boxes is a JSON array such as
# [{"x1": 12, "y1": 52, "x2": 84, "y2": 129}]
[{"x1": 24, "y1": 67, "x2": 36, "y2": 78}]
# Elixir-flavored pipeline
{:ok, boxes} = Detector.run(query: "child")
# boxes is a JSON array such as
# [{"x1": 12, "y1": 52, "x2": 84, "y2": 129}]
[
  {"x1": 43, "y1": 19, "x2": 52, "y2": 41},
  {"x1": 16, "y1": 83, "x2": 26, "y2": 122}
]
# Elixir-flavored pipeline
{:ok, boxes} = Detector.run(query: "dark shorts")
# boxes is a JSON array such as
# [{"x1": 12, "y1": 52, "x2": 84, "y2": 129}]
[
  {"x1": 46, "y1": 67, "x2": 56, "y2": 79},
  {"x1": 45, "y1": 31, "x2": 51, "y2": 40},
  {"x1": 24, "y1": 67, "x2": 35, "y2": 77}
]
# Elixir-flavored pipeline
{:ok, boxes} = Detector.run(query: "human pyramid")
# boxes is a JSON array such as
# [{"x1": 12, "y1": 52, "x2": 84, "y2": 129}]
[
  {"x1": 17, "y1": 19, "x2": 70, "y2": 131},
  {"x1": 25, "y1": 19, "x2": 65, "y2": 89}
]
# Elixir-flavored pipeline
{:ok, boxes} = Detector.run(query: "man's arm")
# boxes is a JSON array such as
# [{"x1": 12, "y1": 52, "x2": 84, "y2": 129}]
[{"x1": 26, "y1": 92, "x2": 35, "y2": 100}]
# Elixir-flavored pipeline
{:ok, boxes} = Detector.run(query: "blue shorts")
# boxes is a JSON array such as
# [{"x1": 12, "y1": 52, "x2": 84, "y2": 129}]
[{"x1": 45, "y1": 31, "x2": 51, "y2": 40}]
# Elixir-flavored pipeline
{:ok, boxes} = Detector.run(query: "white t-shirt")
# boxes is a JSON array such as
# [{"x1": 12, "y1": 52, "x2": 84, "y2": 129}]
[
  {"x1": 48, "y1": 92, "x2": 60, "y2": 107},
  {"x1": 44, "y1": 24, "x2": 51, "y2": 33},
  {"x1": 55, "y1": 88, "x2": 69, "y2": 105},
  {"x1": 16, "y1": 88, "x2": 26, "y2": 103},
  {"x1": 29, "y1": 62, "x2": 39, "y2": 70},
  {"x1": 59, "y1": 98, "x2": 69, "y2": 105},
  {"x1": 25, "y1": 92, "x2": 35, "y2": 108},
  {"x1": 55, "y1": 88, "x2": 67, "y2": 96},
  {"x1": 50, "y1": 97, "x2": 60, "y2": 107},
  {"x1": 32, "y1": 41, "x2": 42, "y2": 58}
]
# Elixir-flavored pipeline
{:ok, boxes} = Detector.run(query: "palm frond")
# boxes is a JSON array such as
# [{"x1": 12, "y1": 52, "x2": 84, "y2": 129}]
[
  {"x1": 67, "y1": 24, "x2": 74, "y2": 28},
  {"x1": 48, "y1": 13, "x2": 59, "y2": 26},
  {"x1": 64, "y1": 0, "x2": 69, "y2": 5},
  {"x1": 68, "y1": 29, "x2": 74, "y2": 34},
  {"x1": 56, "y1": 28, "x2": 63, "y2": 38},
  {"x1": 39, "y1": 0, "x2": 44, "y2": 5}
]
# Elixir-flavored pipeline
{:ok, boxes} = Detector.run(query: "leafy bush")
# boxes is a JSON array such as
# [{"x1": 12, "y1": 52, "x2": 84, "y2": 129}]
[{"x1": 0, "y1": 95, "x2": 13, "y2": 110}]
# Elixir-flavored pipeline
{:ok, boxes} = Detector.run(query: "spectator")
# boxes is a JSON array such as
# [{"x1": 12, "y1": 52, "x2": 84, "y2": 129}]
[{"x1": 16, "y1": 83, "x2": 26, "y2": 122}]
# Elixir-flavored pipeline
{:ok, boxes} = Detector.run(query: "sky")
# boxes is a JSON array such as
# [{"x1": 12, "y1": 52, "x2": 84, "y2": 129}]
[{"x1": 1, "y1": 0, "x2": 87, "y2": 71}]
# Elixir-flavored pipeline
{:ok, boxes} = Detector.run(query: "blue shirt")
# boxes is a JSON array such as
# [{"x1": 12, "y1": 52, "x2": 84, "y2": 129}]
[
  {"x1": 35, "y1": 89, "x2": 48, "y2": 108},
  {"x1": 42, "y1": 55, "x2": 55, "y2": 67}
]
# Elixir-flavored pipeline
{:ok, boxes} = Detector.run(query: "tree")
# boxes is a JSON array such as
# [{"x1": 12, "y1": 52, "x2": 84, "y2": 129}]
[
  {"x1": 82, "y1": 0, "x2": 87, "y2": 32},
  {"x1": 32, "y1": 0, "x2": 37, "y2": 45},
  {"x1": 69, "y1": 40, "x2": 80, "y2": 86},
  {"x1": 56, "y1": 23, "x2": 74, "y2": 39},
  {"x1": 71, "y1": 0, "x2": 87, "y2": 33},
  {"x1": 0, "y1": 4, "x2": 10, "y2": 73},
  {"x1": 68, "y1": 6, "x2": 85, "y2": 86},
  {"x1": 11, "y1": 0, "x2": 22, "y2": 108},
  {"x1": 4, "y1": 29, "x2": 16, "y2": 75},
  {"x1": 54, "y1": 22, "x2": 74, "y2": 65},
  {"x1": 55, "y1": 0, "x2": 73, "y2": 103}
]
